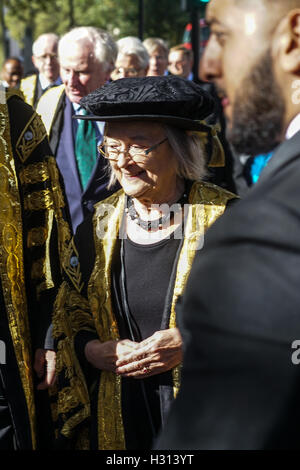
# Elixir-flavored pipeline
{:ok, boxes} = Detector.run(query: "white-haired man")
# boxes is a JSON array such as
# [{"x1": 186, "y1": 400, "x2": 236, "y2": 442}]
[
  {"x1": 37, "y1": 27, "x2": 118, "y2": 232},
  {"x1": 20, "y1": 33, "x2": 61, "y2": 108},
  {"x1": 111, "y1": 36, "x2": 149, "y2": 80}
]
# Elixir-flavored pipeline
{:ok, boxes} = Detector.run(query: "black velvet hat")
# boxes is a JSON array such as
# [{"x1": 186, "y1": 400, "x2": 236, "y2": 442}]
[{"x1": 76, "y1": 75, "x2": 215, "y2": 131}]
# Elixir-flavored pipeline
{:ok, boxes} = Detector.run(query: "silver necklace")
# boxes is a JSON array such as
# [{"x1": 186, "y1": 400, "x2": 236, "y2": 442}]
[{"x1": 125, "y1": 192, "x2": 188, "y2": 232}]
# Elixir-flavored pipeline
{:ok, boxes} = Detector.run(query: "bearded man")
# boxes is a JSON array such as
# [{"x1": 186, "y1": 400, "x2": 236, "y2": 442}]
[{"x1": 157, "y1": 0, "x2": 300, "y2": 450}]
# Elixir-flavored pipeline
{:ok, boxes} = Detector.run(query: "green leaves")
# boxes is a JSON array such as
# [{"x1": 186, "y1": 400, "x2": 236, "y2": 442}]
[{"x1": 3, "y1": 0, "x2": 189, "y2": 47}]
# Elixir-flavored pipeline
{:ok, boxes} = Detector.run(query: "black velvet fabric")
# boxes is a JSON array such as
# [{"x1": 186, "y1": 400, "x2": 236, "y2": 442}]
[{"x1": 78, "y1": 76, "x2": 215, "y2": 130}]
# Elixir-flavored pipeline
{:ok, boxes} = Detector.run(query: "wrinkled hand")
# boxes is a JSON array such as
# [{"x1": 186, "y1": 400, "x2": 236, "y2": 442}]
[
  {"x1": 34, "y1": 349, "x2": 56, "y2": 390},
  {"x1": 115, "y1": 328, "x2": 183, "y2": 379},
  {"x1": 84, "y1": 339, "x2": 139, "y2": 372}
]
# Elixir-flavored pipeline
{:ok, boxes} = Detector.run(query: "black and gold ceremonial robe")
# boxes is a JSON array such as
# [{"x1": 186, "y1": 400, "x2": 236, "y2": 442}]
[
  {"x1": 53, "y1": 181, "x2": 236, "y2": 450},
  {"x1": 0, "y1": 90, "x2": 71, "y2": 449}
]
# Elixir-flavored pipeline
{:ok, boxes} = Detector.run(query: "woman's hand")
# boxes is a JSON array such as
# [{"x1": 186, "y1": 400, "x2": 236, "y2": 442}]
[
  {"x1": 115, "y1": 328, "x2": 183, "y2": 378},
  {"x1": 84, "y1": 339, "x2": 139, "y2": 372}
]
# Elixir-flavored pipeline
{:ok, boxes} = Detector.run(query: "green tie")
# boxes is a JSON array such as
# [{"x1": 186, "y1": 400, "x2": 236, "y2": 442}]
[{"x1": 75, "y1": 108, "x2": 97, "y2": 190}]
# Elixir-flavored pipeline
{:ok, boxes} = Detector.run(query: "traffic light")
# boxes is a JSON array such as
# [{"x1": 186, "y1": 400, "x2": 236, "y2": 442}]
[
  {"x1": 193, "y1": 0, "x2": 210, "y2": 4},
  {"x1": 182, "y1": 0, "x2": 210, "y2": 12},
  {"x1": 189, "y1": 0, "x2": 210, "y2": 13}
]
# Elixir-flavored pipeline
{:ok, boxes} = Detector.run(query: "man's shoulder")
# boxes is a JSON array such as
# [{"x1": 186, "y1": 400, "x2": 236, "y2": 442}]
[
  {"x1": 37, "y1": 84, "x2": 65, "y2": 108},
  {"x1": 36, "y1": 85, "x2": 65, "y2": 135},
  {"x1": 20, "y1": 75, "x2": 38, "y2": 106},
  {"x1": 5, "y1": 93, "x2": 49, "y2": 164},
  {"x1": 20, "y1": 74, "x2": 37, "y2": 87},
  {"x1": 206, "y1": 149, "x2": 300, "y2": 252},
  {"x1": 6, "y1": 91, "x2": 38, "y2": 140},
  {"x1": 258, "y1": 131, "x2": 300, "y2": 184},
  {"x1": 7, "y1": 89, "x2": 32, "y2": 115}
]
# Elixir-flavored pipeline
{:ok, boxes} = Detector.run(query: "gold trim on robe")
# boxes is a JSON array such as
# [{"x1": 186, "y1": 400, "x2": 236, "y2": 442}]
[
  {"x1": 0, "y1": 89, "x2": 72, "y2": 448},
  {"x1": 0, "y1": 94, "x2": 36, "y2": 448},
  {"x1": 53, "y1": 181, "x2": 236, "y2": 449},
  {"x1": 89, "y1": 182, "x2": 236, "y2": 449}
]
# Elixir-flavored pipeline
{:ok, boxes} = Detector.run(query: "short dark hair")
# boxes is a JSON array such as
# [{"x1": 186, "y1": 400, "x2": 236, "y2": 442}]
[
  {"x1": 3, "y1": 57, "x2": 22, "y2": 66},
  {"x1": 169, "y1": 45, "x2": 193, "y2": 62}
]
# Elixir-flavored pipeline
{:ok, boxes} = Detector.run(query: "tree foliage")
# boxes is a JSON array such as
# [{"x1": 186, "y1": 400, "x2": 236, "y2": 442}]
[{"x1": 4, "y1": 0, "x2": 189, "y2": 47}]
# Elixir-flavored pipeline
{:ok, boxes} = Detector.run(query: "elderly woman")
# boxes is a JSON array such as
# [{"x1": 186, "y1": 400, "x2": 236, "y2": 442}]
[{"x1": 53, "y1": 76, "x2": 236, "y2": 450}]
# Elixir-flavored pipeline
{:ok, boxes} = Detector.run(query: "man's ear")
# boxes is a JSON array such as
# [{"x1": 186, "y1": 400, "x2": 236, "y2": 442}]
[
  {"x1": 32, "y1": 55, "x2": 38, "y2": 69},
  {"x1": 274, "y1": 10, "x2": 300, "y2": 73}
]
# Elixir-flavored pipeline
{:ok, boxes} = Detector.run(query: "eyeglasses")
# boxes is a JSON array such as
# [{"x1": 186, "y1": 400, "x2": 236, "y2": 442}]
[
  {"x1": 113, "y1": 67, "x2": 142, "y2": 77},
  {"x1": 98, "y1": 137, "x2": 168, "y2": 162}
]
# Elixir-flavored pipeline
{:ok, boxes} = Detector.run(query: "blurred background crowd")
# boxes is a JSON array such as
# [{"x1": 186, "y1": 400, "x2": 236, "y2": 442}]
[{"x1": 0, "y1": 0, "x2": 207, "y2": 83}]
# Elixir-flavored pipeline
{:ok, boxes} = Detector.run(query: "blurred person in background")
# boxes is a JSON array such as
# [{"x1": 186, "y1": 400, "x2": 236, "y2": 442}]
[
  {"x1": 112, "y1": 36, "x2": 149, "y2": 80},
  {"x1": 1, "y1": 57, "x2": 23, "y2": 89},
  {"x1": 143, "y1": 37, "x2": 169, "y2": 77},
  {"x1": 168, "y1": 45, "x2": 194, "y2": 80},
  {"x1": 37, "y1": 27, "x2": 119, "y2": 233},
  {"x1": 20, "y1": 33, "x2": 61, "y2": 108}
]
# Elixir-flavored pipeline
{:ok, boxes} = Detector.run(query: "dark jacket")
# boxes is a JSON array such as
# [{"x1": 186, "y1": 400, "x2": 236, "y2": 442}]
[
  {"x1": 157, "y1": 129, "x2": 300, "y2": 450},
  {"x1": 42, "y1": 89, "x2": 118, "y2": 232}
]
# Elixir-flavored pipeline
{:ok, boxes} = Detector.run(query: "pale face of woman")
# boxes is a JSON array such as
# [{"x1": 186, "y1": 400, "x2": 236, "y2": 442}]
[{"x1": 105, "y1": 121, "x2": 178, "y2": 203}]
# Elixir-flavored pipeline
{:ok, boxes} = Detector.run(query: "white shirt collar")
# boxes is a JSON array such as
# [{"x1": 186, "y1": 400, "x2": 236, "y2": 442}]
[
  {"x1": 285, "y1": 113, "x2": 300, "y2": 140},
  {"x1": 72, "y1": 102, "x2": 81, "y2": 113},
  {"x1": 39, "y1": 74, "x2": 61, "y2": 90},
  {"x1": 71, "y1": 101, "x2": 105, "y2": 137}
]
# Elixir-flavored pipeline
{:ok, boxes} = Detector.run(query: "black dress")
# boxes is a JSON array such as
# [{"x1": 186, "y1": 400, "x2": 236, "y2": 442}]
[{"x1": 115, "y1": 232, "x2": 182, "y2": 449}]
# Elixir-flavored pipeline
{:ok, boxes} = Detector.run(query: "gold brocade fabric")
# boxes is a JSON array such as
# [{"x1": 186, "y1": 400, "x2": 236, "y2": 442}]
[
  {"x1": 92, "y1": 183, "x2": 235, "y2": 447},
  {"x1": 16, "y1": 112, "x2": 47, "y2": 163},
  {"x1": 89, "y1": 192, "x2": 126, "y2": 450},
  {"x1": 53, "y1": 181, "x2": 236, "y2": 450},
  {"x1": 0, "y1": 90, "x2": 72, "y2": 448},
  {"x1": 6, "y1": 89, "x2": 25, "y2": 102},
  {"x1": 0, "y1": 94, "x2": 36, "y2": 447},
  {"x1": 52, "y1": 282, "x2": 91, "y2": 439},
  {"x1": 170, "y1": 182, "x2": 236, "y2": 394}
]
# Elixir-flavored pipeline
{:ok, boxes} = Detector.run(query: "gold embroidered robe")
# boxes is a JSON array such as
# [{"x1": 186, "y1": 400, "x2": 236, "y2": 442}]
[
  {"x1": 0, "y1": 90, "x2": 71, "y2": 449},
  {"x1": 53, "y1": 181, "x2": 236, "y2": 449}
]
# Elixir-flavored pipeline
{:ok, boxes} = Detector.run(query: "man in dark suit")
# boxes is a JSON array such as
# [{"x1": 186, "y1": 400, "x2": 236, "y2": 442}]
[
  {"x1": 37, "y1": 27, "x2": 118, "y2": 233},
  {"x1": 157, "y1": 0, "x2": 300, "y2": 450}
]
